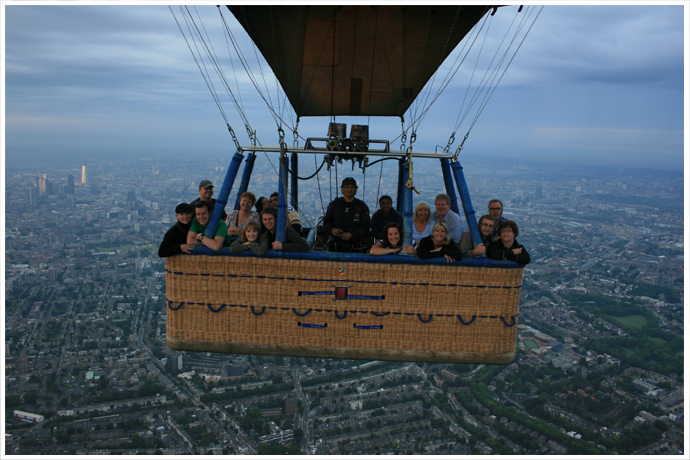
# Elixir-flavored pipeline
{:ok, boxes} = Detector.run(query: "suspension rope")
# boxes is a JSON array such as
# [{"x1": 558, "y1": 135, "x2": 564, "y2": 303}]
[
  {"x1": 390, "y1": 7, "x2": 490, "y2": 146},
  {"x1": 398, "y1": 7, "x2": 492, "y2": 145},
  {"x1": 315, "y1": 155, "x2": 327, "y2": 217},
  {"x1": 375, "y1": 159, "x2": 384, "y2": 212}
]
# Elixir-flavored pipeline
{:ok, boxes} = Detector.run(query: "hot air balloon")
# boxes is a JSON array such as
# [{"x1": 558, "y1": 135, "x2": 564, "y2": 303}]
[{"x1": 165, "y1": 5, "x2": 539, "y2": 364}]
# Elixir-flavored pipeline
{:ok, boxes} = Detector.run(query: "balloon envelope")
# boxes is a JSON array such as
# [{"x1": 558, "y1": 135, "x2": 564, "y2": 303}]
[{"x1": 228, "y1": 5, "x2": 492, "y2": 119}]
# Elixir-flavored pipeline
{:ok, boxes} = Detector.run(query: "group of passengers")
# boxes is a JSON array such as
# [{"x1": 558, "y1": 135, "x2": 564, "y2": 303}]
[{"x1": 158, "y1": 178, "x2": 529, "y2": 264}]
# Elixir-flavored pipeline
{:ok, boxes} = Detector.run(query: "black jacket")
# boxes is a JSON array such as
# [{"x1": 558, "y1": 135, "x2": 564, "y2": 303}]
[
  {"x1": 323, "y1": 197, "x2": 371, "y2": 241},
  {"x1": 158, "y1": 221, "x2": 191, "y2": 257},
  {"x1": 417, "y1": 235, "x2": 463, "y2": 261},
  {"x1": 263, "y1": 226, "x2": 310, "y2": 252},
  {"x1": 487, "y1": 239, "x2": 530, "y2": 264}
]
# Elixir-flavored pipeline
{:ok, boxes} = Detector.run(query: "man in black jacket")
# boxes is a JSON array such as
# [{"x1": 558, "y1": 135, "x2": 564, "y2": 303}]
[
  {"x1": 190, "y1": 179, "x2": 227, "y2": 220},
  {"x1": 158, "y1": 203, "x2": 194, "y2": 257},
  {"x1": 323, "y1": 177, "x2": 371, "y2": 252}
]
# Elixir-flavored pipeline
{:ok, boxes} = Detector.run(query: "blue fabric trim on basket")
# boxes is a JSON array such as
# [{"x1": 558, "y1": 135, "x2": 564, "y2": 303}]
[
  {"x1": 348, "y1": 295, "x2": 385, "y2": 300},
  {"x1": 298, "y1": 322, "x2": 327, "y2": 329},
  {"x1": 208, "y1": 303, "x2": 226, "y2": 313},
  {"x1": 500, "y1": 315, "x2": 518, "y2": 327},
  {"x1": 165, "y1": 298, "x2": 518, "y2": 327},
  {"x1": 299, "y1": 291, "x2": 335, "y2": 296},
  {"x1": 457, "y1": 315, "x2": 477, "y2": 325},
  {"x1": 354, "y1": 324, "x2": 383, "y2": 330}
]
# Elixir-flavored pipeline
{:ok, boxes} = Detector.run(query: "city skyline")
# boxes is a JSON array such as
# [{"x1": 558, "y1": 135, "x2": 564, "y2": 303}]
[
  {"x1": 3, "y1": 2, "x2": 687, "y2": 172},
  {"x1": 3, "y1": 156, "x2": 685, "y2": 455}
]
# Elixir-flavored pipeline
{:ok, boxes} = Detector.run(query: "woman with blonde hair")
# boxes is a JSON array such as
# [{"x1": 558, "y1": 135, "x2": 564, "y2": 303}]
[
  {"x1": 416, "y1": 222, "x2": 463, "y2": 263},
  {"x1": 226, "y1": 191, "x2": 260, "y2": 237},
  {"x1": 402, "y1": 201, "x2": 434, "y2": 254}
]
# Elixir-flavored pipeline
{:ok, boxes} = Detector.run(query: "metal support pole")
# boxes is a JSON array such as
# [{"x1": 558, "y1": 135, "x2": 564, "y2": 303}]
[
  {"x1": 205, "y1": 151, "x2": 244, "y2": 238},
  {"x1": 233, "y1": 152, "x2": 257, "y2": 210},
  {"x1": 276, "y1": 149, "x2": 288, "y2": 243},
  {"x1": 401, "y1": 161, "x2": 414, "y2": 246},
  {"x1": 290, "y1": 152, "x2": 299, "y2": 209},
  {"x1": 396, "y1": 159, "x2": 405, "y2": 212},
  {"x1": 440, "y1": 158, "x2": 460, "y2": 215},
  {"x1": 450, "y1": 160, "x2": 481, "y2": 248}
]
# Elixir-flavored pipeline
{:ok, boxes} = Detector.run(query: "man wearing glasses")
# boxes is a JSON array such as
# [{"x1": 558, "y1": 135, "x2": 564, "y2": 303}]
[
  {"x1": 488, "y1": 199, "x2": 507, "y2": 241},
  {"x1": 459, "y1": 214, "x2": 494, "y2": 258}
]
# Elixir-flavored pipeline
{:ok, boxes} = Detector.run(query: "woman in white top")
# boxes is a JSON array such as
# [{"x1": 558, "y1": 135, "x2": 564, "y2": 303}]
[
  {"x1": 226, "y1": 192, "x2": 260, "y2": 237},
  {"x1": 403, "y1": 201, "x2": 433, "y2": 255}
]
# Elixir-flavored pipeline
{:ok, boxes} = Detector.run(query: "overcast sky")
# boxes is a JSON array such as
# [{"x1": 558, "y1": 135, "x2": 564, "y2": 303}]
[{"x1": 3, "y1": 2, "x2": 688, "y2": 172}]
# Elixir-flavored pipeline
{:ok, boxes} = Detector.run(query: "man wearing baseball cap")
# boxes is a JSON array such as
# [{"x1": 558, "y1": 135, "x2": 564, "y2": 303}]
[
  {"x1": 323, "y1": 177, "x2": 370, "y2": 252},
  {"x1": 190, "y1": 179, "x2": 226, "y2": 220}
]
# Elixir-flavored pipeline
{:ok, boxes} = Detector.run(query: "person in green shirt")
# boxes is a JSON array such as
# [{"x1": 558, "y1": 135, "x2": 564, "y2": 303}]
[{"x1": 187, "y1": 201, "x2": 230, "y2": 251}]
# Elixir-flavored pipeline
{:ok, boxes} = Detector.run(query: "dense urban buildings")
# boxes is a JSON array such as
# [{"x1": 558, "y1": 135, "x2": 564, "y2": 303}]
[{"x1": 3, "y1": 152, "x2": 684, "y2": 455}]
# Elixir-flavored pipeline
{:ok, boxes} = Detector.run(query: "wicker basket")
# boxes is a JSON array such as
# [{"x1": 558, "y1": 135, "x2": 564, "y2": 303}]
[{"x1": 165, "y1": 254, "x2": 523, "y2": 364}]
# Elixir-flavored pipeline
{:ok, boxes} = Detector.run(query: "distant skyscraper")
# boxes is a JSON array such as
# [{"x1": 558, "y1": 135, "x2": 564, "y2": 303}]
[
  {"x1": 27, "y1": 187, "x2": 39, "y2": 209},
  {"x1": 38, "y1": 174, "x2": 48, "y2": 196},
  {"x1": 81, "y1": 161, "x2": 89, "y2": 184},
  {"x1": 535, "y1": 185, "x2": 543, "y2": 199},
  {"x1": 67, "y1": 174, "x2": 75, "y2": 195}
]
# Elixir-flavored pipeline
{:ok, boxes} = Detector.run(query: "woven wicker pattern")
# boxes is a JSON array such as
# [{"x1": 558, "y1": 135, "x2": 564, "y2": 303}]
[{"x1": 166, "y1": 255, "x2": 523, "y2": 364}]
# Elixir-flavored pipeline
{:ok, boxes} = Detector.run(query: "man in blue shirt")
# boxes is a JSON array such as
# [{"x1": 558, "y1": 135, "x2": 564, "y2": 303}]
[
  {"x1": 488, "y1": 199, "x2": 508, "y2": 241},
  {"x1": 430, "y1": 194, "x2": 463, "y2": 243}
]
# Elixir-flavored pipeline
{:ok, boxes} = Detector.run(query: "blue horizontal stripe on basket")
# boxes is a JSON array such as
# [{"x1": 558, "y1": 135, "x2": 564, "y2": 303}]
[
  {"x1": 166, "y1": 298, "x2": 518, "y2": 327},
  {"x1": 298, "y1": 322, "x2": 327, "y2": 329},
  {"x1": 354, "y1": 325, "x2": 383, "y2": 330}
]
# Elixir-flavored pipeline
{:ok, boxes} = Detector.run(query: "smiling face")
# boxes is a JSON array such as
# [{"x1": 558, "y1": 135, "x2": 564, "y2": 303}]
[
  {"x1": 433, "y1": 224, "x2": 447, "y2": 243},
  {"x1": 240, "y1": 196, "x2": 253, "y2": 211},
  {"x1": 417, "y1": 206, "x2": 429, "y2": 222},
  {"x1": 386, "y1": 227, "x2": 401, "y2": 247},
  {"x1": 195, "y1": 206, "x2": 210, "y2": 226},
  {"x1": 479, "y1": 217, "x2": 494, "y2": 237},
  {"x1": 379, "y1": 198, "x2": 392, "y2": 215},
  {"x1": 199, "y1": 186, "x2": 213, "y2": 201},
  {"x1": 177, "y1": 212, "x2": 192, "y2": 225},
  {"x1": 262, "y1": 213, "x2": 276, "y2": 232},
  {"x1": 245, "y1": 227, "x2": 259, "y2": 242},
  {"x1": 435, "y1": 199, "x2": 450, "y2": 219},
  {"x1": 500, "y1": 226, "x2": 515, "y2": 246}
]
